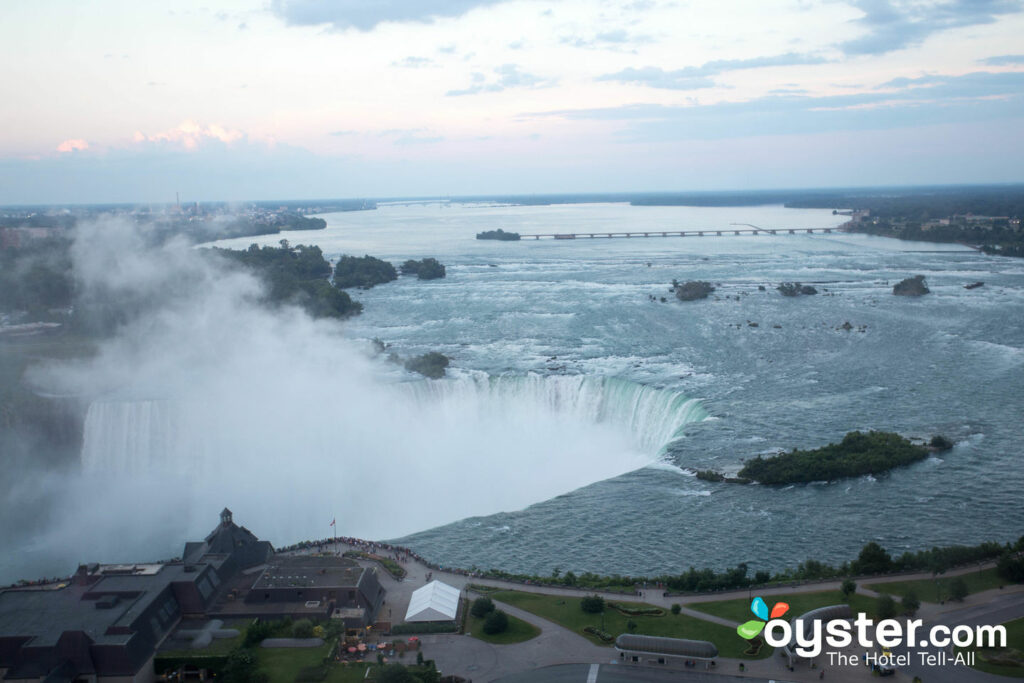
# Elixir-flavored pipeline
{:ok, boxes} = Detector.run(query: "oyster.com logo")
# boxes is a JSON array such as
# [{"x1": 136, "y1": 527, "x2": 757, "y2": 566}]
[{"x1": 737, "y1": 597, "x2": 789, "y2": 640}]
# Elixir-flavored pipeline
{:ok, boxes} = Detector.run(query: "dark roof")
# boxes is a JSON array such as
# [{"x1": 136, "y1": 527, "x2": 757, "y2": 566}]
[
  {"x1": 252, "y1": 557, "x2": 364, "y2": 590},
  {"x1": 615, "y1": 633, "x2": 719, "y2": 659}
]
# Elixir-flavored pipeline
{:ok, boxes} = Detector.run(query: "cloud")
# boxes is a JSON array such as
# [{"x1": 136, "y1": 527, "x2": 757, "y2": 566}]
[
  {"x1": 392, "y1": 56, "x2": 434, "y2": 68},
  {"x1": 132, "y1": 121, "x2": 245, "y2": 150},
  {"x1": 839, "y1": 0, "x2": 1024, "y2": 56},
  {"x1": 981, "y1": 54, "x2": 1024, "y2": 65},
  {"x1": 56, "y1": 139, "x2": 89, "y2": 153},
  {"x1": 530, "y1": 70, "x2": 1024, "y2": 141},
  {"x1": 598, "y1": 52, "x2": 829, "y2": 90},
  {"x1": 562, "y1": 28, "x2": 653, "y2": 49},
  {"x1": 270, "y1": 0, "x2": 509, "y2": 31},
  {"x1": 446, "y1": 64, "x2": 553, "y2": 96}
]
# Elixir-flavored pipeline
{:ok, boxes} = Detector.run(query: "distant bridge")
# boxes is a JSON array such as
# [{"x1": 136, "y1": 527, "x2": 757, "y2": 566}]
[{"x1": 519, "y1": 226, "x2": 844, "y2": 240}]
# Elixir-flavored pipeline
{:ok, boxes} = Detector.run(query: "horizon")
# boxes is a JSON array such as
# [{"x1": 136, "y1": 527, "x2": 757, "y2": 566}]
[{"x1": 3, "y1": 0, "x2": 1024, "y2": 204}]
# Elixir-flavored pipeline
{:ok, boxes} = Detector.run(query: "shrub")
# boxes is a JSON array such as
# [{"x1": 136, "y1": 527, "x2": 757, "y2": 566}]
[
  {"x1": 841, "y1": 578, "x2": 857, "y2": 600},
  {"x1": 670, "y1": 603, "x2": 681, "y2": 615},
  {"x1": 390, "y1": 622, "x2": 459, "y2": 635},
  {"x1": 580, "y1": 595, "x2": 605, "y2": 614},
  {"x1": 877, "y1": 594, "x2": 897, "y2": 620},
  {"x1": 470, "y1": 596, "x2": 495, "y2": 618},
  {"x1": 902, "y1": 591, "x2": 921, "y2": 616},
  {"x1": 998, "y1": 552, "x2": 1024, "y2": 583},
  {"x1": 949, "y1": 577, "x2": 969, "y2": 602},
  {"x1": 292, "y1": 619, "x2": 314, "y2": 638},
  {"x1": 482, "y1": 609, "x2": 509, "y2": 635}
]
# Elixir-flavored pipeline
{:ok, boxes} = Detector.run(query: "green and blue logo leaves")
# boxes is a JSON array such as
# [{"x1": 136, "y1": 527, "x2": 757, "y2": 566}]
[{"x1": 737, "y1": 596, "x2": 789, "y2": 640}]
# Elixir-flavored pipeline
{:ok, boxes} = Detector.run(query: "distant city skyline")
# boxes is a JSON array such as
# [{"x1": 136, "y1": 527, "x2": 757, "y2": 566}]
[{"x1": 2, "y1": 0, "x2": 1023, "y2": 203}]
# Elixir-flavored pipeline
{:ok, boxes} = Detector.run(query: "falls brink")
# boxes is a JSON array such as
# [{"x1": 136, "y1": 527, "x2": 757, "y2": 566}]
[
  {"x1": 77, "y1": 372, "x2": 707, "y2": 544},
  {"x1": 82, "y1": 373, "x2": 706, "y2": 473}
]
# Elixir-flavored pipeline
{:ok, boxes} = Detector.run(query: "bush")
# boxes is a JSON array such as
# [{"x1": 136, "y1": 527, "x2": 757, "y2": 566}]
[
  {"x1": 222, "y1": 649, "x2": 267, "y2": 683},
  {"x1": 390, "y1": 622, "x2": 459, "y2": 635},
  {"x1": 877, "y1": 594, "x2": 897, "y2": 620},
  {"x1": 902, "y1": 591, "x2": 920, "y2": 616},
  {"x1": 482, "y1": 609, "x2": 509, "y2": 634},
  {"x1": 998, "y1": 552, "x2": 1024, "y2": 583},
  {"x1": 292, "y1": 619, "x2": 314, "y2": 638},
  {"x1": 580, "y1": 595, "x2": 605, "y2": 614},
  {"x1": 670, "y1": 603, "x2": 681, "y2": 615},
  {"x1": 841, "y1": 578, "x2": 857, "y2": 600},
  {"x1": 949, "y1": 577, "x2": 969, "y2": 602},
  {"x1": 379, "y1": 663, "x2": 418, "y2": 683},
  {"x1": 470, "y1": 596, "x2": 495, "y2": 618}
]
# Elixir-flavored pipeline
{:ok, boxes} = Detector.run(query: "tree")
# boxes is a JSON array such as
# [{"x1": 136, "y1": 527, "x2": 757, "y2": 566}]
[
  {"x1": 483, "y1": 609, "x2": 509, "y2": 634},
  {"x1": 902, "y1": 591, "x2": 921, "y2": 617},
  {"x1": 876, "y1": 594, "x2": 897, "y2": 620},
  {"x1": 292, "y1": 619, "x2": 313, "y2": 638},
  {"x1": 379, "y1": 663, "x2": 418, "y2": 683},
  {"x1": 854, "y1": 542, "x2": 894, "y2": 575},
  {"x1": 841, "y1": 578, "x2": 857, "y2": 601},
  {"x1": 949, "y1": 577, "x2": 969, "y2": 602},
  {"x1": 222, "y1": 649, "x2": 267, "y2": 683},
  {"x1": 997, "y1": 552, "x2": 1024, "y2": 583},
  {"x1": 471, "y1": 596, "x2": 495, "y2": 618},
  {"x1": 580, "y1": 595, "x2": 605, "y2": 614},
  {"x1": 670, "y1": 603, "x2": 682, "y2": 615}
]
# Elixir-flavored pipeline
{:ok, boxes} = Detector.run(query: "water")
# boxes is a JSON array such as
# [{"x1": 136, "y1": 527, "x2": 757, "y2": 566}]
[{"x1": 69, "y1": 202, "x2": 1024, "y2": 579}]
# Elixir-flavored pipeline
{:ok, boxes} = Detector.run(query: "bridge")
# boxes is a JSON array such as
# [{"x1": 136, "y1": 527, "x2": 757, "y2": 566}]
[{"x1": 518, "y1": 226, "x2": 842, "y2": 240}]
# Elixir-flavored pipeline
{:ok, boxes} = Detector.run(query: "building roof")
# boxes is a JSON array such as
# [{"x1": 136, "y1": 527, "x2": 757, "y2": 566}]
[
  {"x1": 615, "y1": 633, "x2": 719, "y2": 660},
  {"x1": 404, "y1": 581, "x2": 460, "y2": 622},
  {"x1": 251, "y1": 556, "x2": 364, "y2": 590}
]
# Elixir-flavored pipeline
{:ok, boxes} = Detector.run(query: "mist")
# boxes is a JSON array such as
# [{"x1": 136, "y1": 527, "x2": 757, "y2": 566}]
[{"x1": 3, "y1": 217, "x2": 701, "y2": 583}]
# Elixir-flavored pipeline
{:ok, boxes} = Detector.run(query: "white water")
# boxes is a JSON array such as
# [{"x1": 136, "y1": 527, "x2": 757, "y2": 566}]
[{"x1": 78, "y1": 373, "x2": 707, "y2": 551}]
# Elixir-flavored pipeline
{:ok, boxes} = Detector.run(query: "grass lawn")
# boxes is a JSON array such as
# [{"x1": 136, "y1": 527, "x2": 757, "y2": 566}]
[
  {"x1": 865, "y1": 568, "x2": 1006, "y2": 603},
  {"x1": 258, "y1": 644, "x2": 336, "y2": 683},
  {"x1": 490, "y1": 590, "x2": 769, "y2": 659},
  {"x1": 689, "y1": 590, "x2": 880, "y2": 623},
  {"x1": 965, "y1": 616, "x2": 1024, "y2": 678},
  {"x1": 466, "y1": 611, "x2": 541, "y2": 644}
]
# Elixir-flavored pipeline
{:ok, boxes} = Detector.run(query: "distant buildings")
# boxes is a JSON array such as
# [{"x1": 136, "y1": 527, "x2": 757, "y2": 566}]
[{"x1": 0, "y1": 509, "x2": 384, "y2": 683}]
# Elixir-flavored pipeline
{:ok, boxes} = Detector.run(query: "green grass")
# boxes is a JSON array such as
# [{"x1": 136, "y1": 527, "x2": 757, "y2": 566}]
[
  {"x1": 689, "y1": 590, "x2": 880, "y2": 624},
  {"x1": 258, "y1": 644, "x2": 335, "y2": 683},
  {"x1": 865, "y1": 568, "x2": 1005, "y2": 603},
  {"x1": 490, "y1": 590, "x2": 768, "y2": 659},
  {"x1": 466, "y1": 611, "x2": 541, "y2": 644},
  {"x1": 964, "y1": 616, "x2": 1024, "y2": 678}
]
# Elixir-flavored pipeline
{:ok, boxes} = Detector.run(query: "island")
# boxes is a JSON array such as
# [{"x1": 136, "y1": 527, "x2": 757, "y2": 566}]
[
  {"x1": 696, "y1": 431, "x2": 951, "y2": 485},
  {"x1": 476, "y1": 229, "x2": 521, "y2": 241},
  {"x1": 673, "y1": 280, "x2": 715, "y2": 301},
  {"x1": 333, "y1": 254, "x2": 398, "y2": 289},
  {"x1": 778, "y1": 282, "x2": 818, "y2": 296},
  {"x1": 893, "y1": 275, "x2": 930, "y2": 296},
  {"x1": 401, "y1": 258, "x2": 447, "y2": 280}
]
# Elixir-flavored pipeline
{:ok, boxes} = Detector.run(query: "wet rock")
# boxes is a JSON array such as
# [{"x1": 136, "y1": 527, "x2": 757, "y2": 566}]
[
  {"x1": 674, "y1": 280, "x2": 716, "y2": 301},
  {"x1": 893, "y1": 275, "x2": 930, "y2": 296}
]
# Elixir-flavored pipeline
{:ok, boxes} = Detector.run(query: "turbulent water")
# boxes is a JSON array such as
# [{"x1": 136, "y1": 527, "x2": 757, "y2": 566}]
[{"x1": 69, "y1": 202, "x2": 1024, "y2": 579}]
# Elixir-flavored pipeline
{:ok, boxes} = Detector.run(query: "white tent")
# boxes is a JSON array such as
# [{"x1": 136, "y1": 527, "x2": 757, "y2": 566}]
[{"x1": 404, "y1": 580, "x2": 461, "y2": 622}]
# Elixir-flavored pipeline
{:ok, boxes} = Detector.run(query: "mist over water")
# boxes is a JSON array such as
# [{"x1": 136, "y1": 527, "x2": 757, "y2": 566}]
[
  {"x1": 5, "y1": 202, "x2": 1024, "y2": 583},
  {"x1": 2, "y1": 215, "x2": 707, "y2": 583}
]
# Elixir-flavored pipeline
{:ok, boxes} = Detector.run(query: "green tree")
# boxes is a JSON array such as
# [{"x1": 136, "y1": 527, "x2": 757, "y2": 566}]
[
  {"x1": 222, "y1": 649, "x2": 267, "y2": 683},
  {"x1": 949, "y1": 577, "x2": 969, "y2": 602},
  {"x1": 841, "y1": 578, "x2": 857, "y2": 601},
  {"x1": 379, "y1": 663, "x2": 418, "y2": 683},
  {"x1": 292, "y1": 619, "x2": 314, "y2": 638},
  {"x1": 670, "y1": 603, "x2": 682, "y2": 615},
  {"x1": 876, "y1": 594, "x2": 897, "y2": 620},
  {"x1": 483, "y1": 609, "x2": 509, "y2": 634},
  {"x1": 854, "y1": 542, "x2": 894, "y2": 575},
  {"x1": 997, "y1": 552, "x2": 1024, "y2": 583},
  {"x1": 902, "y1": 591, "x2": 921, "y2": 616},
  {"x1": 580, "y1": 595, "x2": 605, "y2": 614},
  {"x1": 470, "y1": 596, "x2": 495, "y2": 618}
]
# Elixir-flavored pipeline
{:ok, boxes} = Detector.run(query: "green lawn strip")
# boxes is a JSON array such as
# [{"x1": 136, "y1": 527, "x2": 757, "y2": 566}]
[
  {"x1": 865, "y1": 568, "x2": 1005, "y2": 603},
  {"x1": 257, "y1": 643, "x2": 336, "y2": 683},
  {"x1": 465, "y1": 611, "x2": 541, "y2": 644},
  {"x1": 490, "y1": 590, "x2": 767, "y2": 659},
  {"x1": 689, "y1": 591, "x2": 879, "y2": 623},
  {"x1": 963, "y1": 616, "x2": 1024, "y2": 678}
]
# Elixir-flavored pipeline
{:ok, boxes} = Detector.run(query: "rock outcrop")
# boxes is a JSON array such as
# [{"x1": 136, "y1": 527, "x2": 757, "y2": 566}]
[
  {"x1": 674, "y1": 280, "x2": 715, "y2": 301},
  {"x1": 893, "y1": 275, "x2": 930, "y2": 296}
]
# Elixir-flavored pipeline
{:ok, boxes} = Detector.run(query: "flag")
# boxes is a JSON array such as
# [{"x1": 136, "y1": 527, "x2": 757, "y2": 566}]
[{"x1": 329, "y1": 518, "x2": 336, "y2": 527}]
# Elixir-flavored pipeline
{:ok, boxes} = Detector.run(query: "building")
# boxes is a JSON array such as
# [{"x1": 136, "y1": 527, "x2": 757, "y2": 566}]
[
  {"x1": 403, "y1": 581, "x2": 460, "y2": 623},
  {"x1": 0, "y1": 509, "x2": 384, "y2": 682}
]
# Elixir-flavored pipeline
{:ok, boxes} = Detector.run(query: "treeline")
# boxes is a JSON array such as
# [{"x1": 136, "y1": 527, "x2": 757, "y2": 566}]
[
  {"x1": 736, "y1": 431, "x2": 931, "y2": 485},
  {"x1": 333, "y1": 255, "x2": 447, "y2": 288},
  {"x1": 475, "y1": 538, "x2": 1022, "y2": 594},
  {"x1": 785, "y1": 185, "x2": 1024, "y2": 220},
  {"x1": 0, "y1": 236, "x2": 74, "y2": 317},
  {"x1": 213, "y1": 241, "x2": 362, "y2": 319}
]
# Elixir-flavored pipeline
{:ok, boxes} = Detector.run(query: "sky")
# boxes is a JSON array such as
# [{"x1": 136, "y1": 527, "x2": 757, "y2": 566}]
[{"x1": 1, "y1": 0, "x2": 1023, "y2": 203}]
